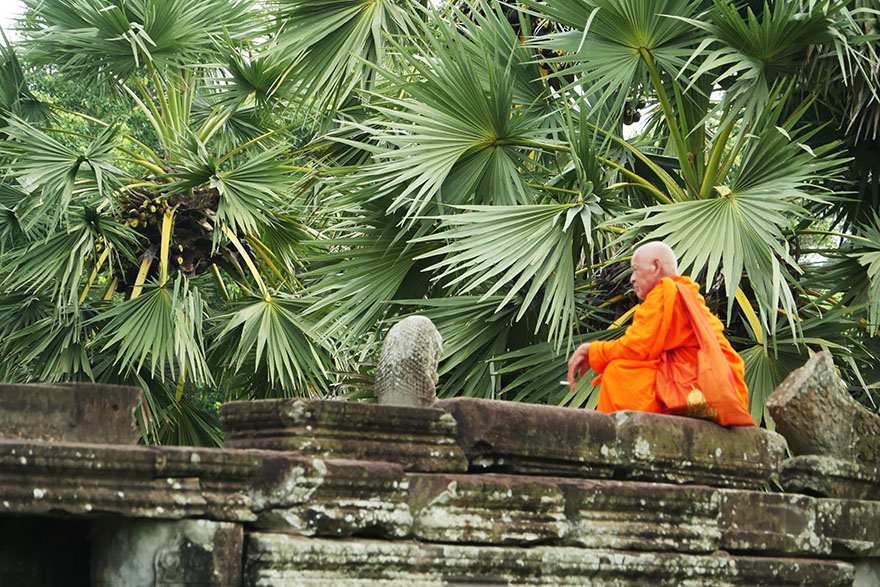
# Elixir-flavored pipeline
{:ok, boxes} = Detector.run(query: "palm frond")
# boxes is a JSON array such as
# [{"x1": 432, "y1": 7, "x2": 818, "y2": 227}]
[
  {"x1": 91, "y1": 277, "x2": 212, "y2": 384},
  {"x1": 211, "y1": 293, "x2": 332, "y2": 395},
  {"x1": 267, "y1": 0, "x2": 419, "y2": 115},
  {"x1": 0, "y1": 117, "x2": 125, "y2": 227},
  {"x1": 21, "y1": 0, "x2": 261, "y2": 84},
  {"x1": 416, "y1": 203, "x2": 583, "y2": 349}
]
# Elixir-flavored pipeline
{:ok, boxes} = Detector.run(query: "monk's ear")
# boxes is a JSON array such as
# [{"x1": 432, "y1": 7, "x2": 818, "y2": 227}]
[{"x1": 652, "y1": 258, "x2": 662, "y2": 274}]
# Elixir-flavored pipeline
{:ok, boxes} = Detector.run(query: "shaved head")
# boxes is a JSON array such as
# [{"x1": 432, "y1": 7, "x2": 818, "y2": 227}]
[
  {"x1": 630, "y1": 242, "x2": 678, "y2": 300},
  {"x1": 633, "y1": 242, "x2": 678, "y2": 276}
]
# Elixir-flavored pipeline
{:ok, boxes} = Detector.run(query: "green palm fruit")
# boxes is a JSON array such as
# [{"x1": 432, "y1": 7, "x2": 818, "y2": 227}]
[
  {"x1": 130, "y1": 219, "x2": 139, "y2": 229},
  {"x1": 177, "y1": 256, "x2": 184, "y2": 265}
]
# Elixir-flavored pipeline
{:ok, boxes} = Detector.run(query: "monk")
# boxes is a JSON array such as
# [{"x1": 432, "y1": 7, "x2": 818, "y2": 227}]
[{"x1": 566, "y1": 242, "x2": 751, "y2": 422}]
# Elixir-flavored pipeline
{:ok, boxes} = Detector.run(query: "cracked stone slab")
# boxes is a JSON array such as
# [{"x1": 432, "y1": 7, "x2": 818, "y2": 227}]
[
  {"x1": 612, "y1": 411, "x2": 787, "y2": 489},
  {"x1": 0, "y1": 440, "x2": 259, "y2": 521},
  {"x1": 779, "y1": 455, "x2": 880, "y2": 500},
  {"x1": 221, "y1": 399, "x2": 467, "y2": 472},
  {"x1": 817, "y1": 498, "x2": 880, "y2": 557},
  {"x1": 560, "y1": 479, "x2": 721, "y2": 553},
  {"x1": 248, "y1": 453, "x2": 412, "y2": 538},
  {"x1": 407, "y1": 472, "x2": 567, "y2": 545},
  {"x1": 0, "y1": 383, "x2": 141, "y2": 444},
  {"x1": 718, "y1": 490, "x2": 829, "y2": 555},
  {"x1": 438, "y1": 398, "x2": 616, "y2": 477},
  {"x1": 244, "y1": 534, "x2": 854, "y2": 586}
]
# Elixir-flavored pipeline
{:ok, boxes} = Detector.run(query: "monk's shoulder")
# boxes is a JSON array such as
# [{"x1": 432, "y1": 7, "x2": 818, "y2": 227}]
[{"x1": 644, "y1": 277, "x2": 677, "y2": 305}]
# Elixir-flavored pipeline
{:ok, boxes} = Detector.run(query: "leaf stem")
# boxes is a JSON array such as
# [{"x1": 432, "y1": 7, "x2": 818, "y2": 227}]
[{"x1": 639, "y1": 47, "x2": 700, "y2": 198}]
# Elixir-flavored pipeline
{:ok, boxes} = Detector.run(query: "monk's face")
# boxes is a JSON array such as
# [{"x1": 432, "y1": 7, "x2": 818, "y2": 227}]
[{"x1": 630, "y1": 253, "x2": 662, "y2": 300}]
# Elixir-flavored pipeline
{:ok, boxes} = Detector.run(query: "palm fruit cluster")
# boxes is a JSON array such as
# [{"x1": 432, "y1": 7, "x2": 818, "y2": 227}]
[
  {"x1": 113, "y1": 187, "x2": 220, "y2": 291},
  {"x1": 623, "y1": 99, "x2": 646, "y2": 126},
  {"x1": 124, "y1": 196, "x2": 168, "y2": 230}
]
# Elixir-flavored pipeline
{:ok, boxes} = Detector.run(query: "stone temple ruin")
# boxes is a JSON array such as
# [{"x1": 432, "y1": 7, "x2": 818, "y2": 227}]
[{"x1": 0, "y1": 350, "x2": 878, "y2": 585}]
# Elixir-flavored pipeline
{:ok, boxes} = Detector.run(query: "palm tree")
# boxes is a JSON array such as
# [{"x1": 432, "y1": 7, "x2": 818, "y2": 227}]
[
  {"x1": 1, "y1": 0, "x2": 877, "y2": 444},
  {"x1": 0, "y1": 0, "x2": 334, "y2": 444}
]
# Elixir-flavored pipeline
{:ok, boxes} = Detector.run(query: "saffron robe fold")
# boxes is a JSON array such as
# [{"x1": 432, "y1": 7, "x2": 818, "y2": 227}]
[{"x1": 588, "y1": 276, "x2": 749, "y2": 416}]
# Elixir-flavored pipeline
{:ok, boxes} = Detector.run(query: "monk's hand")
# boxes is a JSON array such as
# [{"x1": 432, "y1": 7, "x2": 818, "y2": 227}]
[{"x1": 566, "y1": 343, "x2": 591, "y2": 390}]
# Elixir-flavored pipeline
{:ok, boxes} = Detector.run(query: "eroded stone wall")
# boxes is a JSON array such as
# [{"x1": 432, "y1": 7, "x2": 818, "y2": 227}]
[{"x1": 1, "y1": 352, "x2": 878, "y2": 586}]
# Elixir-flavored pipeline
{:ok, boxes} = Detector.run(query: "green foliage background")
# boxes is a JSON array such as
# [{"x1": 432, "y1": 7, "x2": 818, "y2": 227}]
[{"x1": 0, "y1": 0, "x2": 878, "y2": 445}]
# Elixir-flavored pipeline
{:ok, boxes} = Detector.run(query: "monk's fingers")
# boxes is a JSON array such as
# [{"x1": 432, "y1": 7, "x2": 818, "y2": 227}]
[{"x1": 567, "y1": 361, "x2": 581, "y2": 390}]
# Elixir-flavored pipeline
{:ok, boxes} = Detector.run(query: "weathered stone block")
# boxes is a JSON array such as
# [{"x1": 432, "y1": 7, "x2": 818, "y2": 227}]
[
  {"x1": 91, "y1": 519, "x2": 242, "y2": 587},
  {"x1": 767, "y1": 351, "x2": 880, "y2": 466},
  {"x1": 561, "y1": 479, "x2": 720, "y2": 553},
  {"x1": 0, "y1": 383, "x2": 141, "y2": 444},
  {"x1": 0, "y1": 440, "x2": 258, "y2": 521},
  {"x1": 612, "y1": 411, "x2": 787, "y2": 489},
  {"x1": 249, "y1": 453, "x2": 412, "y2": 538},
  {"x1": 244, "y1": 534, "x2": 854, "y2": 586},
  {"x1": 407, "y1": 473, "x2": 567, "y2": 545},
  {"x1": 817, "y1": 499, "x2": 880, "y2": 557},
  {"x1": 779, "y1": 455, "x2": 880, "y2": 500},
  {"x1": 221, "y1": 399, "x2": 467, "y2": 472},
  {"x1": 438, "y1": 398, "x2": 616, "y2": 477},
  {"x1": 718, "y1": 490, "x2": 829, "y2": 555}
]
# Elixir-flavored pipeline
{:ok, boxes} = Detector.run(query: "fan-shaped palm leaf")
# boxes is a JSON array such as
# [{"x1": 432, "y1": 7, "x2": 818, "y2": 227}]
[
  {"x1": 0, "y1": 117, "x2": 124, "y2": 227},
  {"x1": 267, "y1": 0, "x2": 419, "y2": 114},
  {"x1": 628, "y1": 99, "x2": 845, "y2": 333},
  {"x1": 2, "y1": 206, "x2": 138, "y2": 305},
  {"x1": 211, "y1": 294, "x2": 332, "y2": 395},
  {"x1": 416, "y1": 203, "x2": 585, "y2": 349},
  {"x1": 332, "y1": 11, "x2": 552, "y2": 220},
  {"x1": 21, "y1": 0, "x2": 260, "y2": 83},
  {"x1": 91, "y1": 276, "x2": 211, "y2": 384}
]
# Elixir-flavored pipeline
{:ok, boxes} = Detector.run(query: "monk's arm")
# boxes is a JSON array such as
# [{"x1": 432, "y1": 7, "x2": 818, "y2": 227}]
[{"x1": 588, "y1": 287, "x2": 667, "y2": 373}]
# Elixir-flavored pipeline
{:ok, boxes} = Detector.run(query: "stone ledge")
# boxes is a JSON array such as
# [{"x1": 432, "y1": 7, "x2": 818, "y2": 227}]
[
  {"x1": 244, "y1": 534, "x2": 855, "y2": 586},
  {"x1": 560, "y1": 479, "x2": 720, "y2": 553},
  {"x1": 250, "y1": 454, "x2": 412, "y2": 539},
  {"x1": 817, "y1": 499, "x2": 880, "y2": 558},
  {"x1": 0, "y1": 383, "x2": 141, "y2": 444},
  {"x1": 612, "y1": 411, "x2": 787, "y2": 489},
  {"x1": 0, "y1": 440, "x2": 259, "y2": 521},
  {"x1": 407, "y1": 472, "x2": 567, "y2": 545},
  {"x1": 779, "y1": 455, "x2": 880, "y2": 500},
  {"x1": 718, "y1": 490, "x2": 829, "y2": 555},
  {"x1": 221, "y1": 399, "x2": 467, "y2": 473},
  {"x1": 438, "y1": 398, "x2": 616, "y2": 477}
]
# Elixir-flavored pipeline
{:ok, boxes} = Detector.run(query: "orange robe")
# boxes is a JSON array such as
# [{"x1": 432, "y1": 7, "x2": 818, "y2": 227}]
[{"x1": 589, "y1": 276, "x2": 749, "y2": 415}]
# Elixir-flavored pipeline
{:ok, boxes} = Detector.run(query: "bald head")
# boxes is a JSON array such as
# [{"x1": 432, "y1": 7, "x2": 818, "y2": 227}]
[{"x1": 630, "y1": 241, "x2": 678, "y2": 300}]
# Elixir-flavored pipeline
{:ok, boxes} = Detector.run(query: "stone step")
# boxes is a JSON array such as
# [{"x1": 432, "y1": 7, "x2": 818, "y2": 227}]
[{"x1": 243, "y1": 534, "x2": 854, "y2": 586}]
